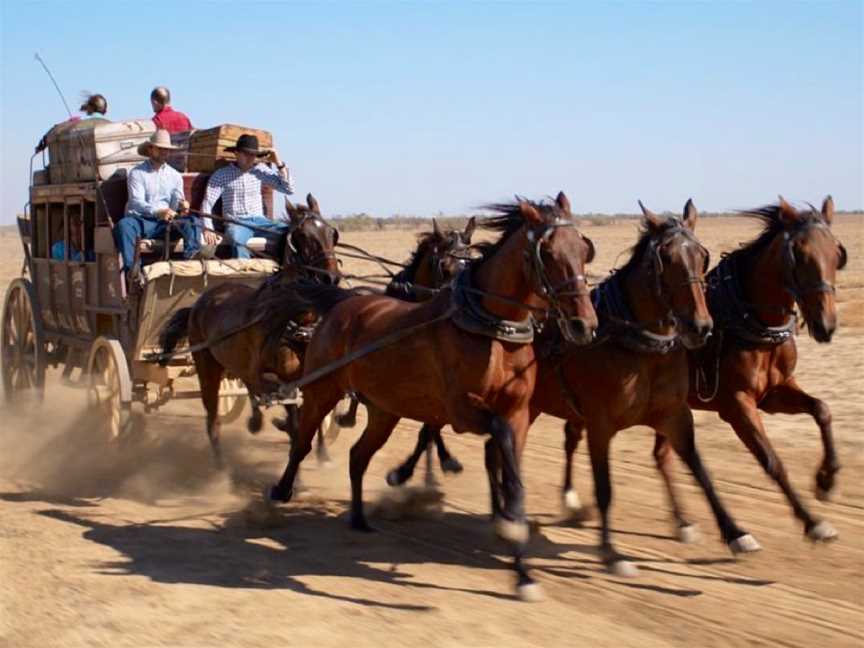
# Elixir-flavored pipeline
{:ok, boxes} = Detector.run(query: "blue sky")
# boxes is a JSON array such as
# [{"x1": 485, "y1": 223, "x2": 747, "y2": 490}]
[{"x1": 1, "y1": 1, "x2": 861, "y2": 223}]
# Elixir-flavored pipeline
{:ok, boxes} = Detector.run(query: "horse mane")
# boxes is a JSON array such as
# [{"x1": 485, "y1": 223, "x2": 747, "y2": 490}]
[
  {"x1": 472, "y1": 199, "x2": 565, "y2": 268},
  {"x1": 728, "y1": 203, "x2": 824, "y2": 263},
  {"x1": 615, "y1": 216, "x2": 686, "y2": 278},
  {"x1": 248, "y1": 274, "x2": 318, "y2": 351},
  {"x1": 397, "y1": 231, "x2": 441, "y2": 283}
]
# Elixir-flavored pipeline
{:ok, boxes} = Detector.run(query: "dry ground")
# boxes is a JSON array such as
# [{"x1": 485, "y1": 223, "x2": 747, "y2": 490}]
[{"x1": 1, "y1": 215, "x2": 862, "y2": 648}]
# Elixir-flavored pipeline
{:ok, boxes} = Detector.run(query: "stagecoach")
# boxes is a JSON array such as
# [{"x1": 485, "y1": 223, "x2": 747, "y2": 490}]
[{"x1": 1, "y1": 120, "x2": 282, "y2": 439}]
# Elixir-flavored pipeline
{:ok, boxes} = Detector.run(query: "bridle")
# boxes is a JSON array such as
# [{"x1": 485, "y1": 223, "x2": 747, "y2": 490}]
[
  {"x1": 781, "y1": 220, "x2": 846, "y2": 308},
  {"x1": 284, "y1": 211, "x2": 340, "y2": 280},
  {"x1": 646, "y1": 221, "x2": 711, "y2": 332},
  {"x1": 429, "y1": 231, "x2": 475, "y2": 286},
  {"x1": 525, "y1": 218, "x2": 594, "y2": 340}
]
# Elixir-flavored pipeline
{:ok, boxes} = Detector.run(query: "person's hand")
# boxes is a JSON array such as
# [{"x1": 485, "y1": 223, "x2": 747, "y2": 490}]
[
  {"x1": 177, "y1": 200, "x2": 190, "y2": 215},
  {"x1": 266, "y1": 149, "x2": 281, "y2": 166},
  {"x1": 157, "y1": 207, "x2": 177, "y2": 221},
  {"x1": 203, "y1": 230, "x2": 220, "y2": 246}
]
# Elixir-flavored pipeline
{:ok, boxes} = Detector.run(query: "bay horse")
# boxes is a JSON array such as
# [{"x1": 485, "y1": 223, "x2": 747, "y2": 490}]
[
  {"x1": 266, "y1": 193, "x2": 598, "y2": 600},
  {"x1": 380, "y1": 217, "x2": 477, "y2": 483},
  {"x1": 327, "y1": 217, "x2": 478, "y2": 448},
  {"x1": 159, "y1": 195, "x2": 340, "y2": 466},
  {"x1": 644, "y1": 196, "x2": 846, "y2": 543},
  {"x1": 526, "y1": 200, "x2": 760, "y2": 576}
]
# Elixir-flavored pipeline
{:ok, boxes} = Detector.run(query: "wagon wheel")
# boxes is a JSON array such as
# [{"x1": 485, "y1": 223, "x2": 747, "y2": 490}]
[
  {"x1": 218, "y1": 378, "x2": 247, "y2": 424},
  {"x1": 1, "y1": 278, "x2": 46, "y2": 403},
  {"x1": 87, "y1": 337, "x2": 134, "y2": 442}
]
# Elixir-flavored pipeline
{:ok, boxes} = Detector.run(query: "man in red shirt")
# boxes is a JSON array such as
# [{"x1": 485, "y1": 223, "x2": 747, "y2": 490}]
[{"x1": 151, "y1": 86, "x2": 192, "y2": 133}]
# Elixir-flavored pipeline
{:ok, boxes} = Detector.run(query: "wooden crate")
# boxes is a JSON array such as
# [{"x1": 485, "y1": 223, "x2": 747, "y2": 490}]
[{"x1": 187, "y1": 124, "x2": 273, "y2": 173}]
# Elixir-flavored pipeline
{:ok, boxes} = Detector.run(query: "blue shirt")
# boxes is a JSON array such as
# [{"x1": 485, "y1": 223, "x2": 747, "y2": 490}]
[
  {"x1": 51, "y1": 241, "x2": 93, "y2": 261},
  {"x1": 125, "y1": 160, "x2": 185, "y2": 219}
]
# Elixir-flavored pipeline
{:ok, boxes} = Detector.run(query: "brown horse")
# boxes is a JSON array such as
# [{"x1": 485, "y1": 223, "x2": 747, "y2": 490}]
[
  {"x1": 643, "y1": 196, "x2": 845, "y2": 543},
  {"x1": 526, "y1": 200, "x2": 760, "y2": 576},
  {"x1": 328, "y1": 217, "x2": 477, "y2": 438},
  {"x1": 266, "y1": 193, "x2": 598, "y2": 600},
  {"x1": 159, "y1": 195, "x2": 340, "y2": 466}
]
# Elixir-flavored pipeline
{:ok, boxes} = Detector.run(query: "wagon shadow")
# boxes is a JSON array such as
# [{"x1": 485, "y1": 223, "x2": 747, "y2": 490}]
[{"x1": 37, "y1": 503, "x2": 566, "y2": 609}]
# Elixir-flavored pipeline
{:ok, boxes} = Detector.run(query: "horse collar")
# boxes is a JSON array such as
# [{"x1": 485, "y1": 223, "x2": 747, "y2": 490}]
[
  {"x1": 707, "y1": 255, "x2": 796, "y2": 346},
  {"x1": 450, "y1": 269, "x2": 535, "y2": 344}
]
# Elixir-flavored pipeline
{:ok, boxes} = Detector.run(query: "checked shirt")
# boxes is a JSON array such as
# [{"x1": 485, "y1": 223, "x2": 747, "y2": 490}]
[{"x1": 200, "y1": 163, "x2": 295, "y2": 230}]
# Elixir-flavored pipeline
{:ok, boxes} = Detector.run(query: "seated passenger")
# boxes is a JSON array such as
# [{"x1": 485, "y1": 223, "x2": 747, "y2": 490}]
[
  {"x1": 114, "y1": 130, "x2": 205, "y2": 273},
  {"x1": 150, "y1": 86, "x2": 192, "y2": 134},
  {"x1": 34, "y1": 92, "x2": 109, "y2": 153},
  {"x1": 80, "y1": 93, "x2": 109, "y2": 120},
  {"x1": 51, "y1": 214, "x2": 93, "y2": 261},
  {"x1": 199, "y1": 134, "x2": 294, "y2": 258}
]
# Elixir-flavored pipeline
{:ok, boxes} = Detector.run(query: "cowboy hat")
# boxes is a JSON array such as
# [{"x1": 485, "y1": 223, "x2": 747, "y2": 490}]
[
  {"x1": 137, "y1": 129, "x2": 181, "y2": 155},
  {"x1": 225, "y1": 133, "x2": 269, "y2": 156}
]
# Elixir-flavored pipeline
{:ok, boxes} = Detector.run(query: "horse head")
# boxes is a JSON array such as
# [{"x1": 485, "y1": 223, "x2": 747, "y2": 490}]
[
  {"x1": 284, "y1": 194, "x2": 341, "y2": 285},
  {"x1": 415, "y1": 217, "x2": 476, "y2": 289},
  {"x1": 523, "y1": 192, "x2": 598, "y2": 344},
  {"x1": 775, "y1": 196, "x2": 846, "y2": 343},
  {"x1": 637, "y1": 199, "x2": 713, "y2": 349}
]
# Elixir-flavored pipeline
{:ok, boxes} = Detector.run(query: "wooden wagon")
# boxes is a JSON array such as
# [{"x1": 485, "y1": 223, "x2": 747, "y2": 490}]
[{"x1": 2, "y1": 121, "x2": 281, "y2": 439}]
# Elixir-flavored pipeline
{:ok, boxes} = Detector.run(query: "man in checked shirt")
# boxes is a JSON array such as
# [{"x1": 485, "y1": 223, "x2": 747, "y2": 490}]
[{"x1": 199, "y1": 133, "x2": 295, "y2": 258}]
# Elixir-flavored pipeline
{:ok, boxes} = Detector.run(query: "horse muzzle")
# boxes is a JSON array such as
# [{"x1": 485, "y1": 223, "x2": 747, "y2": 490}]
[{"x1": 558, "y1": 315, "x2": 597, "y2": 346}]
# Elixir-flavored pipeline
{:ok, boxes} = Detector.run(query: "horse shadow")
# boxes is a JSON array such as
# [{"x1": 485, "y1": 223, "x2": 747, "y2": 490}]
[{"x1": 36, "y1": 499, "x2": 598, "y2": 609}]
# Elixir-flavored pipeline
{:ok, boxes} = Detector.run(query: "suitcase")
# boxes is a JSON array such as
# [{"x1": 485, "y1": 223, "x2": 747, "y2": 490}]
[{"x1": 46, "y1": 119, "x2": 156, "y2": 184}]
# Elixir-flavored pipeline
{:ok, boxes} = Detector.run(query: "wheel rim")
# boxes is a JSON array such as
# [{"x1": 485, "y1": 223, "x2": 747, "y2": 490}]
[
  {"x1": 217, "y1": 378, "x2": 247, "y2": 423},
  {"x1": 2, "y1": 284, "x2": 43, "y2": 398}
]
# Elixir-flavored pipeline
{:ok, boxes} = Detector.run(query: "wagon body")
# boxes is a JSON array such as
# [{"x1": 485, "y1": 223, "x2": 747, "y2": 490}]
[{"x1": 3, "y1": 123, "x2": 280, "y2": 438}]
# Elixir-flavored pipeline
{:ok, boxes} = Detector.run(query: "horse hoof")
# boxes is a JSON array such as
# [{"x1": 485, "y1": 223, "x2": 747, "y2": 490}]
[
  {"x1": 441, "y1": 457, "x2": 464, "y2": 474},
  {"x1": 272, "y1": 417, "x2": 290, "y2": 433},
  {"x1": 562, "y1": 489, "x2": 582, "y2": 512},
  {"x1": 495, "y1": 518, "x2": 530, "y2": 545},
  {"x1": 677, "y1": 524, "x2": 701, "y2": 544},
  {"x1": 262, "y1": 485, "x2": 278, "y2": 508},
  {"x1": 247, "y1": 413, "x2": 263, "y2": 435},
  {"x1": 729, "y1": 534, "x2": 762, "y2": 555},
  {"x1": 386, "y1": 470, "x2": 406, "y2": 487},
  {"x1": 608, "y1": 560, "x2": 640, "y2": 578},
  {"x1": 517, "y1": 582, "x2": 545, "y2": 602},
  {"x1": 814, "y1": 485, "x2": 833, "y2": 502},
  {"x1": 350, "y1": 517, "x2": 375, "y2": 533},
  {"x1": 806, "y1": 520, "x2": 838, "y2": 543},
  {"x1": 335, "y1": 413, "x2": 356, "y2": 428}
]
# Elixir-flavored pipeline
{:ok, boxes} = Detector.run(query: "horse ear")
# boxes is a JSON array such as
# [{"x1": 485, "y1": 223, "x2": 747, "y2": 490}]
[
  {"x1": 821, "y1": 195, "x2": 834, "y2": 226},
  {"x1": 432, "y1": 218, "x2": 443, "y2": 238},
  {"x1": 555, "y1": 191, "x2": 571, "y2": 215},
  {"x1": 307, "y1": 193, "x2": 321, "y2": 215},
  {"x1": 638, "y1": 200, "x2": 663, "y2": 231},
  {"x1": 778, "y1": 196, "x2": 800, "y2": 227},
  {"x1": 682, "y1": 198, "x2": 698, "y2": 231},
  {"x1": 463, "y1": 216, "x2": 476, "y2": 241},
  {"x1": 285, "y1": 198, "x2": 296, "y2": 215},
  {"x1": 519, "y1": 201, "x2": 543, "y2": 225}
]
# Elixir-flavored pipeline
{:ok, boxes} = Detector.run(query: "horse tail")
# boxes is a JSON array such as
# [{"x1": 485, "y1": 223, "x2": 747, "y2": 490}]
[{"x1": 159, "y1": 307, "x2": 192, "y2": 366}]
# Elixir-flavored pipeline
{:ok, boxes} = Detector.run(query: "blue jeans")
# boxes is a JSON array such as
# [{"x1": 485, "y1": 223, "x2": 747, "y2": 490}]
[
  {"x1": 114, "y1": 215, "x2": 202, "y2": 271},
  {"x1": 225, "y1": 215, "x2": 289, "y2": 259}
]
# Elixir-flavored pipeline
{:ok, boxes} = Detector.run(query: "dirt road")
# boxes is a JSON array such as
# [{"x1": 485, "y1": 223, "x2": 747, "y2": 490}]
[{"x1": 1, "y1": 216, "x2": 862, "y2": 647}]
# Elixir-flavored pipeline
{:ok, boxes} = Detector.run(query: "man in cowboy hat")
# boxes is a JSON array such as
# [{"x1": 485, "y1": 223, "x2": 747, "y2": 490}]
[
  {"x1": 200, "y1": 133, "x2": 295, "y2": 258},
  {"x1": 114, "y1": 129, "x2": 205, "y2": 272}
]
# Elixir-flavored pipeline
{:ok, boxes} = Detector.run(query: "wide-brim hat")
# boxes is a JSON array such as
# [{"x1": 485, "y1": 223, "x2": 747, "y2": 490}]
[
  {"x1": 138, "y1": 128, "x2": 181, "y2": 155},
  {"x1": 225, "y1": 133, "x2": 269, "y2": 156}
]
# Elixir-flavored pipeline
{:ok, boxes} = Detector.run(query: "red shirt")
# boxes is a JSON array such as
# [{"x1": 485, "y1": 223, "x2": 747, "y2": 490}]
[{"x1": 153, "y1": 106, "x2": 192, "y2": 133}]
